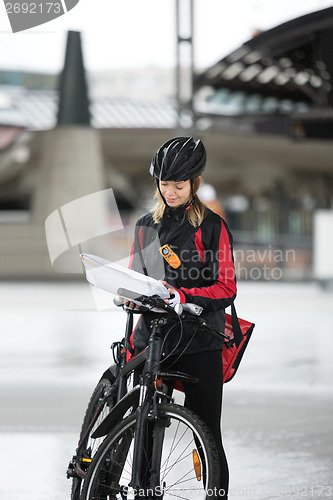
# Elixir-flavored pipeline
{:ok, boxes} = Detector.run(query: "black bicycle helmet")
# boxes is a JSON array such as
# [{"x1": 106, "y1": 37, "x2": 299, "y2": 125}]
[{"x1": 149, "y1": 137, "x2": 206, "y2": 181}]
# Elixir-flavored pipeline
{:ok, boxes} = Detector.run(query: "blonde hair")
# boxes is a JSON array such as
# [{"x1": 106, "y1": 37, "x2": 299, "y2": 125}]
[{"x1": 152, "y1": 177, "x2": 207, "y2": 227}]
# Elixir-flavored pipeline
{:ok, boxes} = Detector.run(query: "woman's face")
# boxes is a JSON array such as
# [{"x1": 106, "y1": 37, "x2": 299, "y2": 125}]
[{"x1": 159, "y1": 180, "x2": 192, "y2": 208}]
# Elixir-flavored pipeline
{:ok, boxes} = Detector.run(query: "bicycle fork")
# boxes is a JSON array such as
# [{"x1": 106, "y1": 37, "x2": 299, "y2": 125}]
[
  {"x1": 130, "y1": 318, "x2": 167, "y2": 498},
  {"x1": 130, "y1": 396, "x2": 167, "y2": 498}
]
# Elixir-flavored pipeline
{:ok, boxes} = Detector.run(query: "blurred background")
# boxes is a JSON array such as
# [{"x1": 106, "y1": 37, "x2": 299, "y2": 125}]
[
  {"x1": 1, "y1": 1, "x2": 333, "y2": 499},
  {"x1": 0, "y1": 0, "x2": 333, "y2": 282}
]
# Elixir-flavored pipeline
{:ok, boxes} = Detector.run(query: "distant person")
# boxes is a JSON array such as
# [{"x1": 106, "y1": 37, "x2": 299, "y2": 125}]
[{"x1": 198, "y1": 182, "x2": 227, "y2": 220}]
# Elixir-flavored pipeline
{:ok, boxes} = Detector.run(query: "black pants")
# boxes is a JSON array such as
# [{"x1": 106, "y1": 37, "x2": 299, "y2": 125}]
[{"x1": 135, "y1": 349, "x2": 229, "y2": 498}]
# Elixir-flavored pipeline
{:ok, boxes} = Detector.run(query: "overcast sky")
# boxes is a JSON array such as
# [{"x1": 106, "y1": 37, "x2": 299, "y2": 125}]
[{"x1": 0, "y1": 0, "x2": 332, "y2": 73}]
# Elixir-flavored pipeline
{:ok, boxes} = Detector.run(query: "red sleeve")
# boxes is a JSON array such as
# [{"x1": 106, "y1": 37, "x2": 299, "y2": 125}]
[{"x1": 177, "y1": 219, "x2": 237, "y2": 311}]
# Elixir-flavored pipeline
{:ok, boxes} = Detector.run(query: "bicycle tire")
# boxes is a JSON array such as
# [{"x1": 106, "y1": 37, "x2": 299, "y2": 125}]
[
  {"x1": 81, "y1": 402, "x2": 220, "y2": 500},
  {"x1": 69, "y1": 375, "x2": 116, "y2": 500}
]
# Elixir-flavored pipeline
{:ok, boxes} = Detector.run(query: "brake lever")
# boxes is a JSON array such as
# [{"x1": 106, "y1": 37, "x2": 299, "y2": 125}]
[
  {"x1": 199, "y1": 318, "x2": 230, "y2": 340},
  {"x1": 174, "y1": 304, "x2": 230, "y2": 341},
  {"x1": 144, "y1": 294, "x2": 174, "y2": 313}
]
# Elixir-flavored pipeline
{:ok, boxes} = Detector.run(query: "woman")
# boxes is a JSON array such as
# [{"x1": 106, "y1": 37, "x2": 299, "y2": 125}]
[{"x1": 126, "y1": 137, "x2": 237, "y2": 498}]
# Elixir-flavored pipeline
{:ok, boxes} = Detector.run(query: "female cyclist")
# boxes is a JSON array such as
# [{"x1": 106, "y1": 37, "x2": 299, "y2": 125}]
[{"x1": 125, "y1": 136, "x2": 237, "y2": 499}]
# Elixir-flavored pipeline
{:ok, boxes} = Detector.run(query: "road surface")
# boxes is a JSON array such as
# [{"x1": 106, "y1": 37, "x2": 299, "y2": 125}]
[{"x1": 1, "y1": 281, "x2": 332, "y2": 499}]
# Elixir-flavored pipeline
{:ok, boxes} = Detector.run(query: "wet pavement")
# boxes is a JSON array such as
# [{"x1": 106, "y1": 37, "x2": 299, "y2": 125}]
[{"x1": 1, "y1": 281, "x2": 333, "y2": 499}]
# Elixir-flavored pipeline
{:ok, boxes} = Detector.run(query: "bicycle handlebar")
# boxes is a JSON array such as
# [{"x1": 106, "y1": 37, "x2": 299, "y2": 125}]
[
  {"x1": 116, "y1": 288, "x2": 230, "y2": 341},
  {"x1": 113, "y1": 297, "x2": 125, "y2": 307}
]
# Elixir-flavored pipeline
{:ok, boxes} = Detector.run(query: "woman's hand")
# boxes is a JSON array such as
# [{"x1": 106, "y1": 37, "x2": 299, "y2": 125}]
[
  {"x1": 160, "y1": 281, "x2": 174, "y2": 303},
  {"x1": 160, "y1": 281, "x2": 181, "y2": 308},
  {"x1": 118, "y1": 296, "x2": 140, "y2": 310}
]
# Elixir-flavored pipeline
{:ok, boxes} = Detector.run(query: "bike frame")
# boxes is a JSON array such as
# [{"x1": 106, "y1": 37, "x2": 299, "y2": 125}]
[
  {"x1": 92, "y1": 295, "x2": 230, "y2": 442},
  {"x1": 78, "y1": 294, "x2": 230, "y2": 498}
]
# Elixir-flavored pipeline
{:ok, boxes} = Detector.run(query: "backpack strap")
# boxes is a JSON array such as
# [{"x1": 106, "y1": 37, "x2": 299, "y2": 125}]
[
  {"x1": 137, "y1": 246, "x2": 148, "y2": 276},
  {"x1": 230, "y1": 302, "x2": 244, "y2": 347}
]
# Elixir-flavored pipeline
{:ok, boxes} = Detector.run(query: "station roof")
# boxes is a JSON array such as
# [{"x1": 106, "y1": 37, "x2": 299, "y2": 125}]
[
  {"x1": 195, "y1": 6, "x2": 333, "y2": 115},
  {"x1": 2, "y1": 7, "x2": 333, "y2": 137}
]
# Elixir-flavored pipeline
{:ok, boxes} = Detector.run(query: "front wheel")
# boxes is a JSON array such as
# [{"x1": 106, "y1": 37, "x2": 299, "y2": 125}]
[{"x1": 81, "y1": 403, "x2": 220, "y2": 500}]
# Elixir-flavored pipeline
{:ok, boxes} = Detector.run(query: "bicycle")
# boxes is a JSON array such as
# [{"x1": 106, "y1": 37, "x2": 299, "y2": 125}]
[
  {"x1": 67, "y1": 289, "x2": 230, "y2": 500},
  {"x1": 67, "y1": 304, "x2": 136, "y2": 499}
]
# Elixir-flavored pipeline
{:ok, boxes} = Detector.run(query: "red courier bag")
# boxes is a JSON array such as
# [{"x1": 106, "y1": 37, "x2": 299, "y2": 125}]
[
  {"x1": 223, "y1": 303, "x2": 255, "y2": 383},
  {"x1": 173, "y1": 303, "x2": 254, "y2": 391}
]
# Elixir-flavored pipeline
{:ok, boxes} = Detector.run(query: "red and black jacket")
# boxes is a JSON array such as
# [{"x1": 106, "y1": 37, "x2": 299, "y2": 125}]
[{"x1": 129, "y1": 206, "x2": 237, "y2": 355}]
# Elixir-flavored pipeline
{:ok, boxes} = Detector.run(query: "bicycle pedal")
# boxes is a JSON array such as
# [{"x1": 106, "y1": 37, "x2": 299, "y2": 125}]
[{"x1": 66, "y1": 460, "x2": 79, "y2": 479}]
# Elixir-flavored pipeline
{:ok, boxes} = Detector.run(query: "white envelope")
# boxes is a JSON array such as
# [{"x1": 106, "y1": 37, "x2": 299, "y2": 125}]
[{"x1": 80, "y1": 253, "x2": 170, "y2": 306}]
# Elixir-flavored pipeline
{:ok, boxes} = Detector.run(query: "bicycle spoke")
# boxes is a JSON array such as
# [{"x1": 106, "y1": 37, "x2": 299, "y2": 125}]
[
  {"x1": 162, "y1": 419, "x2": 181, "y2": 473},
  {"x1": 161, "y1": 425, "x2": 191, "y2": 479},
  {"x1": 161, "y1": 435, "x2": 195, "y2": 482},
  {"x1": 82, "y1": 404, "x2": 219, "y2": 500},
  {"x1": 166, "y1": 471, "x2": 206, "y2": 489},
  {"x1": 161, "y1": 449, "x2": 195, "y2": 479}
]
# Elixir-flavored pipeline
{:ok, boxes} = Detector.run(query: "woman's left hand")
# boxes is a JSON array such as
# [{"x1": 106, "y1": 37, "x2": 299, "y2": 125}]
[{"x1": 160, "y1": 281, "x2": 181, "y2": 308}]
